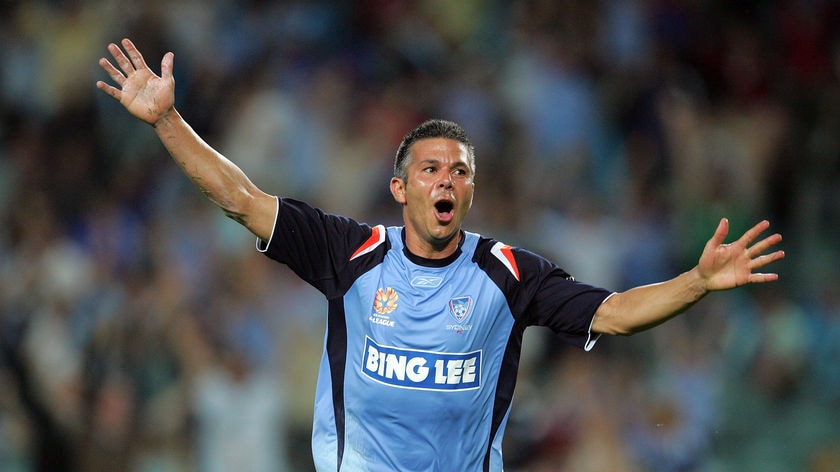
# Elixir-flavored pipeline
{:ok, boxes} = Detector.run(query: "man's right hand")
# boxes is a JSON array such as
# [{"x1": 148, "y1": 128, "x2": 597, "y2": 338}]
[{"x1": 97, "y1": 38, "x2": 175, "y2": 127}]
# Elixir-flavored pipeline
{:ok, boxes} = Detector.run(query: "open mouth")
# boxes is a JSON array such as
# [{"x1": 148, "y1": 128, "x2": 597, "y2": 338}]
[
  {"x1": 434, "y1": 200, "x2": 455, "y2": 222},
  {"x1": 435, "y1": 200, "x2": 454, "y2": 214}
]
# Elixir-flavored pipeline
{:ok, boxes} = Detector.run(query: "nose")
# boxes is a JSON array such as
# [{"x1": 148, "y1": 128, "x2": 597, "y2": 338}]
[{"x1": 438, "y1": 171, "x2": 453, "y2": 188}]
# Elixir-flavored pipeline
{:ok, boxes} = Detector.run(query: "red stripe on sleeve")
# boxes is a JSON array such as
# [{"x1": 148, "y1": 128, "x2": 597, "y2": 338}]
[{"x1": 350, "y1": 225, "x2": 385, "y2": 261}]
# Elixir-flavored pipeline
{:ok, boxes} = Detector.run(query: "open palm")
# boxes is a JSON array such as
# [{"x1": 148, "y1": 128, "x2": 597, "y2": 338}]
[
  {"x1": 697, "y1": 218, "x2": 784, "y2": 291},
  {"x1": 96, "y1": 39, "x2": 175, "y2": 126}
]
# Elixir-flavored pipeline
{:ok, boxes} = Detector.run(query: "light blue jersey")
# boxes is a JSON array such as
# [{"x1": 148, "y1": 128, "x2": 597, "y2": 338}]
[{"x1": 259, "y1": 198, "x2": 612, "y2": 471}]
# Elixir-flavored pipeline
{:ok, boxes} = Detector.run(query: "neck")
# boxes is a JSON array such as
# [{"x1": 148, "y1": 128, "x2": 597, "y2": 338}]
[{"x1": 403, "y1": 229, "x2": 462, "y2": 260}]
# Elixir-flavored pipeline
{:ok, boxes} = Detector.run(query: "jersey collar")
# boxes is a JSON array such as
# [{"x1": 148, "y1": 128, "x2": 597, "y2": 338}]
[{"x1": 401, "y1": 228, "x2": 464, "y2": 267}]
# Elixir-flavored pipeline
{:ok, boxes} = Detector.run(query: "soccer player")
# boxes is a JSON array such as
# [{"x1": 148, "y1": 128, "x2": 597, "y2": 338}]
[{"x1": 97, "y1": 39, "x2": 785, "y2": 471}]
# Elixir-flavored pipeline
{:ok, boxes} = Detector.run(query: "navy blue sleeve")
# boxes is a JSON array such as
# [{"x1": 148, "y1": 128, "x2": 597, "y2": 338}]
[
  {"x1": 257, "y1": 198, "x2": 376, "y2": 297},
  {"x1": 474, "y1": 238, "x2": 613, "y2": 349},
  {"x1": 524, "y1": 258, "x2": 612, "y2": 347}
]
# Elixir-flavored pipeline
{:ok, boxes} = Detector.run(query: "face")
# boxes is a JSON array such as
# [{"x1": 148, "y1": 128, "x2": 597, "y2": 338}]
[{"x1": 390, "y1": 137, "x2": 475, "y2": 258}]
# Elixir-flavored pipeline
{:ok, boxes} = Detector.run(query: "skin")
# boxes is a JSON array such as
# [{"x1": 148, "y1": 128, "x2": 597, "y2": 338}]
[
  {"x1": 592, "y1": 217, "x2": 784, "y2": 335},
  {"x1": 96, "y1": 39, "x2": 276, "y2": 240},
  {"x1": 97, "y1": 38, "x2": 786, "y2": 336},
  {"x1": 390, "y1": 138, "x2": 474, "y2": 259}
]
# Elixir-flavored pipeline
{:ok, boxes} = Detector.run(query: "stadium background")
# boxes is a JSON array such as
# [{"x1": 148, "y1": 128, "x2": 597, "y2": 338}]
[{"x1": 1, "y1": 1, "x2": 839, "y2": 470}]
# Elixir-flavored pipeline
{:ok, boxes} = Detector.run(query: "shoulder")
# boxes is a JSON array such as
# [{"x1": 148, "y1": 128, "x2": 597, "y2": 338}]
[
  {"x1": 262, "y1": 197, "x2": 389, "y2": 265},
  {"x1": 472, "y1": 233, "x2": 569, "y2": 283}
]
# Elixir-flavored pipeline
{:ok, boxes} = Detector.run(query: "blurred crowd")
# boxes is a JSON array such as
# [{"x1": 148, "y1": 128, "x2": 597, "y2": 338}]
[{"x1": 1, "y1": 0, "x2": 840, "y2": 471}]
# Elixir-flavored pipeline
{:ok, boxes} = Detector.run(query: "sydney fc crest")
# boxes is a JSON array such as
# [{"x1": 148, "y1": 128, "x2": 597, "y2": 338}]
[{"x1": 448, "y1": 297, "x2": 473, "y2": 322}]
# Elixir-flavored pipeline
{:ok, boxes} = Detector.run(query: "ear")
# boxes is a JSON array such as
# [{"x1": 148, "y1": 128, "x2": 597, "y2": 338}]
[{"x1": 390, "y1": 177, "x2": 406, "y2": 204}]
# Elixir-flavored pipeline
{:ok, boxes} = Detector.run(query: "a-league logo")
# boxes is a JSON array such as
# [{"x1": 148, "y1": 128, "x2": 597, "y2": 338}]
[{"x1": 373, "y1": 287, "x2": 399, "y2": 315}]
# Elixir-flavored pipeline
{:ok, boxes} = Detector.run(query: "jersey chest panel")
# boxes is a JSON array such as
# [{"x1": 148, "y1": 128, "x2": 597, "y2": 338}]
[
  {"x1": 345, "y1": 246, "x2": 515, "y2": 391},
  {"x1": 333, "y1": 235, "x2": 516, "y2": 470}
]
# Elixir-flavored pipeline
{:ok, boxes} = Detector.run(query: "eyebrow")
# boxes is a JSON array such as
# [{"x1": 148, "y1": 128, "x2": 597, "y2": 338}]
[{"x1": 417, "y1": 159, "x2": 470, "y2": 169}]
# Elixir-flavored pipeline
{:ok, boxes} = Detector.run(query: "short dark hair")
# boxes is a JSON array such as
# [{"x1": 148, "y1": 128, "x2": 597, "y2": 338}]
[{"x1": 393, "y1": 119, "x2": 475, "y2": 181}]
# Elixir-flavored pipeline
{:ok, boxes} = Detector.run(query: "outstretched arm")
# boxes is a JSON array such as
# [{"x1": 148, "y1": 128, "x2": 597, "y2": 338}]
[
  {"x1": 97, "y1": 38, "x2": 276, "y2": 241},
  {"x1": 591, "y1": 218, "x2": 785, "y2": 335}
]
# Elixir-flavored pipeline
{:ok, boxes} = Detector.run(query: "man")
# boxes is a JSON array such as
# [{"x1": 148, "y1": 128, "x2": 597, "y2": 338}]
[{"x1": 97, "y1": 39, "x2": 784, "y2": 471}]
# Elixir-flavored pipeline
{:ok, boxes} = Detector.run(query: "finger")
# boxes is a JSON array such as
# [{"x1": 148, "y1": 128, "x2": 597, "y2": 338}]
[
  {"x1": 108, "y1": 42, "x2": 135, "y2": 75},
  {"x1": 749, "y1": 272, "x2": 779, "y2": 283},
  {"x1": 95, "y1": 80, "x2": 121, "y2": 100},
  {"x1": 98, "y1": 57, "x2": 126, "y2": 86},
  {"x1": 122, "y1": 38, "x2": 150, "y2": 71},
  {"x1": 737, "y1": 219, "x2": 771, "y2": 248},
  {"x1": 748, "y1": 233, "x2": 783, "y2": 258},
  {"x1": 749, "y1": 249, "x2": 785, "y2": 270}
]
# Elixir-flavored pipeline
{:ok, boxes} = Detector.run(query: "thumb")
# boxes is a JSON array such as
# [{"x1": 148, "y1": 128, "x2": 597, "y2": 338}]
[
  {"x1": 708, "y1": 218, "x2": 729, "y2": 248},
  {"x1": 161, "y1": 52, "x2": 174, "y2": 80}
]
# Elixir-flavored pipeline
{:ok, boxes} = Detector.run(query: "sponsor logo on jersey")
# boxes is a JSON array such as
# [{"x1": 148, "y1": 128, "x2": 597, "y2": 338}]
[
  {"x1": 362, "y1": 337, "x2": 481, "y2": 391},
  {"x1": 410, "y1": 275, "x2": 444, "y2": 288}
]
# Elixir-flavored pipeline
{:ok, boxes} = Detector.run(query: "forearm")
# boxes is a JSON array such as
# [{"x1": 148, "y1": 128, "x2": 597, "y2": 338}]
[
  {"x1": 592, "y1": 267, "x2": 709, "y2": 335},
  {"x1": 153, "y1": 109, "x2": 274, "y2": 239}
]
